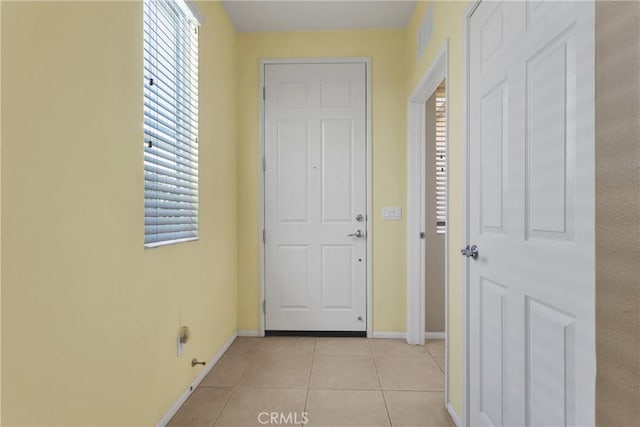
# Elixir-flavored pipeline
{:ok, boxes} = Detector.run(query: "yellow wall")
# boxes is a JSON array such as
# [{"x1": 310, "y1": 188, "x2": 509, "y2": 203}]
[
  {"x1": 236, "y1": 30, "x2": 407, "y2": 333},
  {"x1": 405, "y1": 0, "x2": 469, "y2": 416},
  {"x1": 1, "y1": 1, "x2": 237, "y2": 425}
]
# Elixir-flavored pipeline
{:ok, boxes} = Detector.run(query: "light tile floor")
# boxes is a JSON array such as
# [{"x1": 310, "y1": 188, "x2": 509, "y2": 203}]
[{"x1": 168, "y1": 337, "x2": 453, "y2": 427}]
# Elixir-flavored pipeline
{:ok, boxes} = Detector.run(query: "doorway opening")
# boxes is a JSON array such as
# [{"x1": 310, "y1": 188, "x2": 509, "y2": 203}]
[
  {"x1": 425, "y1": 80, "x2": 447, "y2": 341},
  {"x1": 406, "y1": 41, "x2": 451, "y2": 418}
]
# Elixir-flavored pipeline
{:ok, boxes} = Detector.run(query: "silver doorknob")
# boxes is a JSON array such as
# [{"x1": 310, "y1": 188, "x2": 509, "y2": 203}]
[
  {"x1": 460, "y1": 245, "x2": 479, "y2": 260},
  {"x1": 348, "y1": 229, "x2": 365, "y2": 238}
]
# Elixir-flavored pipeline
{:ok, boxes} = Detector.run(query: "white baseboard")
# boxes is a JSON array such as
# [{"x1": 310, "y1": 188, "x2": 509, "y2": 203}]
[
  {"x1": 446, "y1": 401, "x2": 462, "y2": 427},
  {"x1": 237, "y1": 329, "x2": 260, "y2": 337},
  {"x1": 156, "y1": 332, "x2": 238, "y2": 427},
  {"x1": 369, "y1": 331, "x2": 406, "y2": 339},
  {"x1": 425, "y1": 332, "x2": 446, "y2": 339}
]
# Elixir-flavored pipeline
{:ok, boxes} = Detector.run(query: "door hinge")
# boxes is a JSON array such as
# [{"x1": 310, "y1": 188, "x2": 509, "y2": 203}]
[
  {"x1": 262, "y1": 156, "x2": 266, "y2": 171},
  {"x1": 262, "y1": 229, "x2": 266, "y2": 244},
  {"x1": 263, "y1": 300, "x2": 266, "y2": 314},
  {"x1": 263, "y1": 86, "x2": 266, "y2": 100},
  {"x1": 420, "y1": 232, "x2": 426, "y2": 239}
]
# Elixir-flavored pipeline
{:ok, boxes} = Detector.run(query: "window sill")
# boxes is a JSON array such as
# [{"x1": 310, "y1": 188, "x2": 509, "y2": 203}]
[{"x1": 144, "y1": 237, "x2": 199, "y2": 249}]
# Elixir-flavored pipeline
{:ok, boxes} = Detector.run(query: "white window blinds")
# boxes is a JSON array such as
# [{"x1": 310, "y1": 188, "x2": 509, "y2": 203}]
[
  {"x1": 143, "y1": 0, "x2": 199, "y2": 247},
  {"x1": 435, "y1": 83, "x2": 447, "y2": 234}
]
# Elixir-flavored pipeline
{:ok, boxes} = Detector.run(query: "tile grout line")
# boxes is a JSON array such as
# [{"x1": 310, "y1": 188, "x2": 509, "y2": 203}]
[
  {"x1": 425, "y1": 341, "x2": 447, "y2": 374},
  {"x1": 425, "y1": 343, "x2": 437, "y2": 359},
  {"x1": 212, "y1": 338, "x2": 263, "y2": 426},
  {"x1": 425, "y1": 339, "x2": 445, "y2": 359},
  {"x1": 211, "y1": 385, "x2": 236, "y2": 427},
  {"x1": 368, "y1": 339, "x2": 393, "y2": 427},
  {"x1": 303, "y1": 338, "x2": 317, "y2": 422}
]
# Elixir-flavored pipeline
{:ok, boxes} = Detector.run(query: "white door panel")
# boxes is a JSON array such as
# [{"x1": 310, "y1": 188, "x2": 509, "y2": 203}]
[
  {"x1": 277, "y1": 121, "x2": 310, "y2": 223},
  {"x1": 469, "y1": 1, "x2": 594, "y2": 426},
  {"x1": 264, "y1": 63, "x2": 367, "y2": 331}
]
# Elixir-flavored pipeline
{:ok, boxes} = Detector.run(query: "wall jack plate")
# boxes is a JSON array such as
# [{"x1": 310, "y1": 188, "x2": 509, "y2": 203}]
[{"x1": 177, "y1": 336, "x2": 185, "y2": 357}]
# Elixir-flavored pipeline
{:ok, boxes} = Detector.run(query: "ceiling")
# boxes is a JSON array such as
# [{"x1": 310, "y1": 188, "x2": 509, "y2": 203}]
[{"x1": 221, "y1": 1, "x2": 417, "y2": 32}]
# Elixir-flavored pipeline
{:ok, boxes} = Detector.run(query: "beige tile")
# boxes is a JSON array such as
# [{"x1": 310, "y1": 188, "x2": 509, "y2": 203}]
[
  {"x1": 314, "y1": 338, "x2": 371, "y2": 356},
  {"x1": 434, "y1": 357, "x2": 445, "y2": 374},
  {"x1": 384, "y1": 391, "x2": 454, "y2": 426},
  {"x1": 240, "y1": 353, "x2": 312, "y2": 388},
  {"x1": 201, "y1": 354, "x2": 253, "y2": 387},
  {"x1": 310, "y1": 355, "x2": 379, "y2": 390},
  {"x1": 370, "y1": 339, "x2": 429, "y2": 357},
  {"x1": 426, "y1": 339, "x2": 445, "y2": 358},
  {"x1": 259, "y1": 337, "x2": 315, "y2": 354},
  {"x1": 216, "y1": 387, "x2": 307, "y2": 427},
  {"x1": 168, "y1": 387, "x2": 232, "y2": 427},
  {"x1": 306, "y1": 389, "x2": 390, "y2": 426},
  {"x1": 375, "y1": 357, "x2": 444, "y2": 391},
  {"x1": 225, "y1": 337, "x2": 262, "y2": 356}
]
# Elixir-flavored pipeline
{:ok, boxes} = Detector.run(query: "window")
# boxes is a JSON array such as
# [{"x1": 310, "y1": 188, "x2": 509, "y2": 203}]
[
  {"x1": 143, "y1": 0, "x2": 199, "y2": 247},
  {"x1": 435, "y1": 81, "x2": 447, "y2": 234}
]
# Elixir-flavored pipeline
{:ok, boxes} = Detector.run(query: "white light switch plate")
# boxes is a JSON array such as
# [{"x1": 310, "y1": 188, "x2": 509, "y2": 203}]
[{"x1": 383, "y1": 207, "x2": 402, "y2": 220}]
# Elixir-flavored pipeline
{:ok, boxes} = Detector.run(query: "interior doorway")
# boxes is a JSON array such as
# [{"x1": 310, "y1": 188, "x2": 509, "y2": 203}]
[
  {"x1": 406, "y1": 42, "x2": 452, "y2": 419},
  {"x1": 425, "y1": 81, "x2": 447, "y2": 340}
]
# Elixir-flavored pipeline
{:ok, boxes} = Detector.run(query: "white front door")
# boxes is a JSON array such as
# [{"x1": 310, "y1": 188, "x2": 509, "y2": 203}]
[
  {"x1": 468, "y1": 1, "x2": 595, "y2": 426},
  {"x1": 264, "y1": 62, "x2": 367, "y2": 332}
]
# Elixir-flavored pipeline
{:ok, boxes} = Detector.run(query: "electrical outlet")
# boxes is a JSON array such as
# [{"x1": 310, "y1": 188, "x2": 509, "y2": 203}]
[{"x1": 177, "y1": 335, "x2": 185, "y2": 356}]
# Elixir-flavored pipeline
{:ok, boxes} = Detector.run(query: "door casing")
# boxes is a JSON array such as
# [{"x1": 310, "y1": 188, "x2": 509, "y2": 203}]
[
  {"x1": 258, "y1": 58, "x2": 373, "y2": 337},
  {"x1": 462, "y1": 4, "x2": 482, "y2": 425},
  {"x1": 405, "y1": 41, "x2": 451, "y2": 415}
]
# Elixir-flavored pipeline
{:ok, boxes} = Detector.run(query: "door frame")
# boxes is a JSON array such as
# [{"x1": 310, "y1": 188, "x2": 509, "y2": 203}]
[
  {"x1": 406, "y1": 42, "x2": 448, "y2": 346},
  {"x1": 406, "y1": 40, "x2": 449, "y2": 399},
  {"x1": 461, "y1": 2, "x2": 482, "y2": 426},
  {"x1": 258, "y1": 58, "x2": 373, "y2": 337}
]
